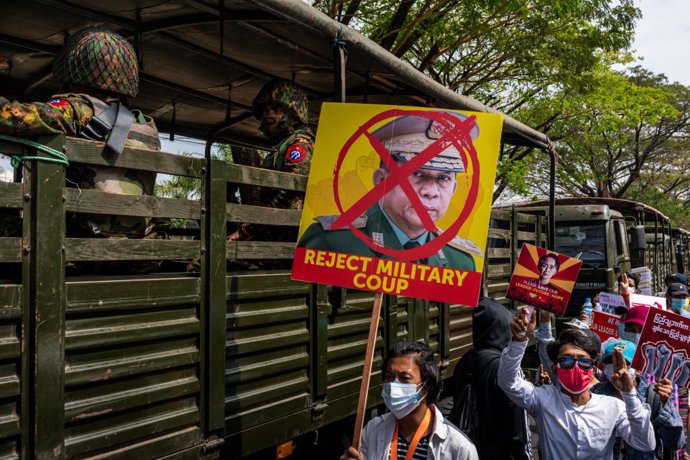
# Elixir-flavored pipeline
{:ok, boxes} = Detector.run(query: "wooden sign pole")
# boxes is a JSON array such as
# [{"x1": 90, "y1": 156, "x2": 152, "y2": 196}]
[{"x1": 351, "y1": 291, "x2": 384, "y2": 451}]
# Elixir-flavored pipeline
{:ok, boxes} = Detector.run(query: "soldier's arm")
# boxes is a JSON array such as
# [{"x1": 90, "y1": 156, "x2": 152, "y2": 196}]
[
  {"x1": 282, "y1": 136, "x2": 313, "y2": 176},
  {"x1": 0, "y1": 96, "x2": 94, "y2": 137}
]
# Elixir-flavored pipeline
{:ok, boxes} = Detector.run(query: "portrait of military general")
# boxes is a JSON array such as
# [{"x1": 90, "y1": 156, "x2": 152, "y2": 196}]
[{"x1": 296, "y1": 111, "x2": 484, "y2": 271}]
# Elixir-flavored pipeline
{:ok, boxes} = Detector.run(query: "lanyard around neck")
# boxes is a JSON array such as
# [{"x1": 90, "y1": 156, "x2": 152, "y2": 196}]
[{"x1": 390, "y1": 407, "x2": 431, "y2": 460}]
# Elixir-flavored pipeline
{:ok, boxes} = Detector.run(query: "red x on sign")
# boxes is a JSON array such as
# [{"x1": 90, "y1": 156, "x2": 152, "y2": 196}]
[{"x1": 330, "y1": 109, "x2": 481, "y2": 261}]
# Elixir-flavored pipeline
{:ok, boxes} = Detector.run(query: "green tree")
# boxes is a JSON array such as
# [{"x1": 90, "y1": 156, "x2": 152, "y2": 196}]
[
  {"x1": 313, "y1": 0, "x2": 642, "y2": 201},
  {"x1": 621, "y1": 68, "x2": 690, "y2": 229},
  {"x1": 155, "y1": 152, "x2": 204, "y2": 200},
  {"x1": 510, "y1": 66, "x2": 690, "y2": 230},
  {"x1": 155, "y1": 146, "x2": 234, "y2": 199},
  {"x1": 155, "y1": 144, "x2": 268, "y2": 204},
  {"x1": 525, "y1": 68, "x2": 680, "y2": 197},
  {"x1": 315, "y1": 1, "x2": 639, "y2": 106}
]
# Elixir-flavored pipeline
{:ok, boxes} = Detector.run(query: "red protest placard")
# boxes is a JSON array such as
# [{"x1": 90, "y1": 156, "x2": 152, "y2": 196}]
[
  {"x1": 590, "y1": 310, "x2": 621, "y2": 342},
  {"x1": 505, "y1": 243, "x2": 582, "y2": 314},
  {"x1": 631, "y1": 309, "x2": 690, "y2": 387}
]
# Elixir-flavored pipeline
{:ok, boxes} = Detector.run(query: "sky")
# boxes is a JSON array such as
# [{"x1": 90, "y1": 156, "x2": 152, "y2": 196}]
[{"x1": 629, "y1": 0, "x2": 690, "y2": 86}]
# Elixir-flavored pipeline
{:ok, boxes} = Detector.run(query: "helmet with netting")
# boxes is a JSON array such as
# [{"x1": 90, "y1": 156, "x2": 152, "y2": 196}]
[
  {"x1": 53, "y1": 27, "x2": 139, "y2": 97},
  {"x1": 252, "y1": 79, "x2": 309, "y2": 126}
]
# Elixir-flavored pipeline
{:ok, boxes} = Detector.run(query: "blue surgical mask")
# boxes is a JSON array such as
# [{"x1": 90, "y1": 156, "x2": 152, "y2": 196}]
[
  {"x1": 381, "y1": 381, "x2": 426, "y2": 419},
  {"x1": 671, "y1": 298, "x2": 690, "y2": 314},
  {"x1": 620, "y1": 331, "x2": 641, "y2": 345}
]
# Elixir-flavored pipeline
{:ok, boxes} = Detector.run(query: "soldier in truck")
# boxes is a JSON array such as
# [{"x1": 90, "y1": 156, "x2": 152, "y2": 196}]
[{"x1": 0, "y1": 27, "x2": 161, "y2": 240}]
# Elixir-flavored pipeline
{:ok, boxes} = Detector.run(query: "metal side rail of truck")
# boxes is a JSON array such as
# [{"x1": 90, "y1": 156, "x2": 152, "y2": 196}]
[{"x1": 0, "y1": 1, "x2": 557, "y2": 459}]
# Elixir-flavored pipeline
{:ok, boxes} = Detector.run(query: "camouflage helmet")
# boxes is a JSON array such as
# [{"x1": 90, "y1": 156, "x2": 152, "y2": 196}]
[
  {"x1": 252, "y1": 79, "x2": 309, "y2": 126},
  {"x1": 53, "y1": 27, "x2": 139, "y2": 97}
]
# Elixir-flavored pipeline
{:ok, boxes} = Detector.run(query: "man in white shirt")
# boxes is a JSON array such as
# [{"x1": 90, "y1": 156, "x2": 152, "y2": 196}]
[{"x1": 498, "y1": 307, "x2": 655, "y2": 459}]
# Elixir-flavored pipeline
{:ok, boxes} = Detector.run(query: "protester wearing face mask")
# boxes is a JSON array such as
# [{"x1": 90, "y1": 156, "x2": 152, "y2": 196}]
[
  {"x1": 597, "y1": 340, "x2": 638, "y2": 386},
  {"x1": 534, "y1": 310, "x2": 602, "y2": 391},
  {"x1": 592, "y1": 340, "x2": 685, "y2": 460},
  {"x1": 621, "y1": 272, "x2": 641, "y2": 294},
  {"x1": 340, "y1": 341, "x2": 478, "y2": 460},
  {"x1": 667, "y1": 283, "x2": 690, "y2": 317},
  {"x1": 617, "y1": 305, "x2": 649, "y2": 345},
  {"x1": 499, "y1": 308, "x2": 655, "y2": 459}
]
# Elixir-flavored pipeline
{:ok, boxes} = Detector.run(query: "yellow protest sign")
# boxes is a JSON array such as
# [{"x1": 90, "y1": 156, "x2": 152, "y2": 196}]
[{"x1": 292, "y1": 103, "x2": 503, "y2": 306}]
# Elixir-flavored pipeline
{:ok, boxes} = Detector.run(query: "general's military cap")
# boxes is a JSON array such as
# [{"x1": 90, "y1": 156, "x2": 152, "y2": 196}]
[{"x1": 371, "y1": 111, "x2": 479, "y2": 172}]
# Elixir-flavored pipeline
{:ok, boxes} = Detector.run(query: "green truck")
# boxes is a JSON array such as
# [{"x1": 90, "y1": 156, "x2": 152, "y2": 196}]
[{"x1": 500, "y1": 198, "x2": 690, "y2": 317}]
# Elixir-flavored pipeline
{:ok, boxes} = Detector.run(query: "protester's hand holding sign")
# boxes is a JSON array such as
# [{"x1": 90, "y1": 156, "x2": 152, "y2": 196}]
[
  {"x1": 610, "y1": 348, "x2": 635, "y2": 392},
  {"x1": 294, "y1": 104, "x2": 503, "y2": 453},
  {"x1": 654, "y1": 378, "x2": 673, "y2": 404},
  {"x1": 339, "y1": 446, "x2": 363, "y2": 460},
  {"x1": 511, "y1": 306, "x2": 537, "y2": 342},
  {"x1": 505, "y1": 244, "x2": 582, "y2": 315}
]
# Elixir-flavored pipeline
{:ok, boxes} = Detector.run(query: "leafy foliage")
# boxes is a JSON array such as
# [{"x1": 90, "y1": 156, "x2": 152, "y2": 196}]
[
  {"x1": 527, "y1": 68, "x2": 680, "y2": 195},
  {"x1": 313, "y1": 1, "x2": 690, "y2": 229},
  {"x1": 521, "y1": 67, "x2": 690, "y2": 226},
  {"x1": 315, "y1": 0, "x2": 639, "y2": 111},
  {"x1": 154, "y1": 146, "x2": 235, "y2": 200}
]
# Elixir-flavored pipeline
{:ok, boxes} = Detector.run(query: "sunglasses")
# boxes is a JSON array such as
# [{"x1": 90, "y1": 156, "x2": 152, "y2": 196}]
[{"x1": 557, "y1": 357, "x2": 595, "y2": 370}]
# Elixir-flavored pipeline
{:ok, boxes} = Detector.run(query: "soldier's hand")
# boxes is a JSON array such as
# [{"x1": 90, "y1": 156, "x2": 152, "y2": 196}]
[
  {"x1": 654, "y1": 378, "x2": 673, "y2": 404},
  {"x1": 227, "y1": 224, "x2": 252, "y2": 241},
  {"x1": 340, "y1": 446, "x2": 363, "y2": 460},
  {"x1": 227, "y1": 231, "x2": 242, "y2": 241}
]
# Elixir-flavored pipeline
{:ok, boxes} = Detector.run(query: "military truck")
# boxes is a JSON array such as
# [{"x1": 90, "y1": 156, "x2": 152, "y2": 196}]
[
  {"x1": 0, "y1": 1, "x2": 556, "y2": 459},
  {"x1": 501, "y1": 197, "x2": 688, "y2": 318},
  {"x1": 673, "y1": 228, "x2": 690, "y2": 274}
]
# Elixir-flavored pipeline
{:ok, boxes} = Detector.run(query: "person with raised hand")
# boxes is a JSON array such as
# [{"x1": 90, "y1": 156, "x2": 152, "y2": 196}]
[{"x1": 498, "y1": 306, "x2": 655, "y2": 459}]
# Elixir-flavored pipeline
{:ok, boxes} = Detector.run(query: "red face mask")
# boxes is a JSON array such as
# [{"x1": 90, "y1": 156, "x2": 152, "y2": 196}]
[{"x1": 557, "y1": 365, "x2": 592, "y2": 394}]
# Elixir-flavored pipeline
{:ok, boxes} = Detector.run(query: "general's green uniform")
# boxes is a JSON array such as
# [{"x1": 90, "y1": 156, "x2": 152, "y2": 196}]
[{"x1": 297, "y1": 204, "x2": 478, "y2": 271}]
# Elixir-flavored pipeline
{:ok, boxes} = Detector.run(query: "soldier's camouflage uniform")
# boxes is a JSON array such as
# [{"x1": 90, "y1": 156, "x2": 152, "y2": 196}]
[
  {"x1": 0, "y1": 93, "x2": 160, "y2": 237},
  {"x1": 184, "y1": 80, "x2": 314, "y2": 272},
  {"x1": 245, "y1": 79, "x2": 315, "y2": 240},
  {"x1": 259, "y1": 127, "x2": 314, "y2": 210},
  {"x1": 0, "y1": 27, "x2": 161, "y2": 239}
]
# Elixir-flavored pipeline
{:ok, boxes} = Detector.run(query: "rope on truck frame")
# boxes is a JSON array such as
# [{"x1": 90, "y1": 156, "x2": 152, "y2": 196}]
[{"x1": 0, "y1": 133, "x2": 69, "y2": 167}]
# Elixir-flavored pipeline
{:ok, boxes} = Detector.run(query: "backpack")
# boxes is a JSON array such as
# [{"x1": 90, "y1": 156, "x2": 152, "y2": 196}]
[
  {"x1": 455, "y1": 373, "x2": 480, "y2": 444},
  {"x1": 68, "y1": 94, "x2": 161, "y2": 238}
]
